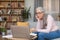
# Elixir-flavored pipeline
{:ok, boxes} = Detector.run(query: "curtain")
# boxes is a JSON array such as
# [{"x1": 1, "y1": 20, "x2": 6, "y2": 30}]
[{"x1": 34, "y1": 0, "x2": 43, "y2": 21}]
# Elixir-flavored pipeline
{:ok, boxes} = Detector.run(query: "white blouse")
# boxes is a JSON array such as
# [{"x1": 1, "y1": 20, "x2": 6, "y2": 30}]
[{"x1": 36, "y1": 15, "x2": 58, "y2": 33}]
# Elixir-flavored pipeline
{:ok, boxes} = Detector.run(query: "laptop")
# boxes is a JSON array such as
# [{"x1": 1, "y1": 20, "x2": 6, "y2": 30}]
[
  {"x1": 10, "y1": 25, "x2": 30, "y2": 38},
  {"x1": 10, "y1": 25, "x2": 37, "y2": 40}
]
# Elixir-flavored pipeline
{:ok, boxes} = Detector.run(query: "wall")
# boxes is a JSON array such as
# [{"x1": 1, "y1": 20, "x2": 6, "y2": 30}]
[
  {"x1": 25, "y1": 0, "x2": 34, "y2": 22},
  {"x1": 25, "y1": 0, "x2": 35, "y2": 28}
]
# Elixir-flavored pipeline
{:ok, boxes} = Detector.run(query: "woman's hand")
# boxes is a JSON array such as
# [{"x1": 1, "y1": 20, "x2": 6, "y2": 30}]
[
  {"x1": 30, "y1": 28, "x2": 36, "y2": 33},
  {"x1": 35, "y1": 15, "x2": 40, "y2": 21},
  {"x1": 36, "y1": 13, "x2": 44, "y2": 20}
]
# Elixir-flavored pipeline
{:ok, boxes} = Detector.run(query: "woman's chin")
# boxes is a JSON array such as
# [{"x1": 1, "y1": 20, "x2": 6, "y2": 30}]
[{"x1": 40, "y1": 18, "x2": 43, "y2": 20}]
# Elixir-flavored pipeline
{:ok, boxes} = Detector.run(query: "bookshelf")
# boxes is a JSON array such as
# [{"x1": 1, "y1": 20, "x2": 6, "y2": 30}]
[{"x1": 0, "y1": 0, "x2": 24, "y2": 29}]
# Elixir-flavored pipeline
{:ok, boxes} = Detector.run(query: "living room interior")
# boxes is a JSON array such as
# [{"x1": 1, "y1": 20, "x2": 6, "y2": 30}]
[{"x1": 0, "y1": 0, "x2": 60, "y2": 40}]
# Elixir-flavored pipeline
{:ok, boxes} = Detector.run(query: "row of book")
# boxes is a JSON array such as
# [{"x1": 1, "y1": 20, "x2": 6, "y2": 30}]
[
  {"x1": 0, "y1": 2, "x2": 24, "y2": 8},
  {"x1": 0, "y1": 16, "x2": 21, "y2": 21},
  {"x1": 0, "y1": 0, "x2": 24, "y2": 1},
  {"x1": 0, "y1": 9, "x2": 22, "y2": 14}
]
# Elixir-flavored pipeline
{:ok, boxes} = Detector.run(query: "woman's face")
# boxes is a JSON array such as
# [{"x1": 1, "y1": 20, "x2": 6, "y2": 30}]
[{"x1": 36, "y1": 9, "x2": 44, "y2": 19}]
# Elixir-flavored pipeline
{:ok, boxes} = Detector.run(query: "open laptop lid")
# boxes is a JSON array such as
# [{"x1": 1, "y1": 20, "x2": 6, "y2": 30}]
[{"x1": 10, "y1": 25, "x2": 30, "y2": 39}]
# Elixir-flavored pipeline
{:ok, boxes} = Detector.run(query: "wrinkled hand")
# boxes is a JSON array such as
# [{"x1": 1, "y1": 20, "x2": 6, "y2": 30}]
[
  {"x1": 35, "y1": 13, "x2": 44, "y2": 20},
  {"x1": 30, "y1": 28, "x2": 36, "y2": 33},
  {"x1": 35, "y1": 15, "x2": 40, "y2": 21}
]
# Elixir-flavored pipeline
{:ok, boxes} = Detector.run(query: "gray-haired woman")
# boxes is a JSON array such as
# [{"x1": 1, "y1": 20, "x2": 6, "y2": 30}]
[{"x1": 32, "y1": 7, "x2": 60, "y2": 40}]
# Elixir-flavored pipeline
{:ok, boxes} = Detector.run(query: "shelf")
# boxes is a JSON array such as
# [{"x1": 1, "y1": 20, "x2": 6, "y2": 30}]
[
  {"x1": 0, "y1": 0, "x2": 24, "y2": 29},
  {"x1": 0, "y1": 21, "x2": 17, "y2": 23},
  {"x1": 7, "y1": 21, "x2": 17, "y2": 23},
  {"x1": 0, "y1": 7, "x2": 24, "y2": 9},
  {"x1": 0, "y1": 1, "x2": 24, "y2": 2},
  {"x1": 0, "y1": 14, "x2": 21, "y2": 16}
]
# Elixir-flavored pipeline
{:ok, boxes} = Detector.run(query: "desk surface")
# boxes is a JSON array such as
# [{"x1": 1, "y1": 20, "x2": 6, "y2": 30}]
[
  {"x1": 1, "y1": 38, "x2": 12, "y2": 40},
  {"x1": 2, "y1": 33, "x2": 37, "y2": 40},
  {"x1": 0, "y1": 34, "x2": 37, "y2": 40},
  {"x1": 0, "y1": 37, "x2": 37, "y2": 40}
]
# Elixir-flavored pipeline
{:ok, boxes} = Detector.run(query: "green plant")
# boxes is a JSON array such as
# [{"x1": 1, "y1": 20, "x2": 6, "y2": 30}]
[
  {"x1": 0, "y1": 27, "x2": 6, "y2": 32},
  {"x1": 21, "y1": 7, "x2": 31, "y2": 21}
]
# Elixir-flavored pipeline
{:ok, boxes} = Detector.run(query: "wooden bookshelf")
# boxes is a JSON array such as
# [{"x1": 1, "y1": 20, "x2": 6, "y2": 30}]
[
  {"x1": 0, "y1": 7, "x2": 24, "y2": 9},
  {"x1": 0, "y1": 0, "x2": 24, "y2": 2},
  {"x1": 0, "y1": 1, "x2": 24, "y2": 2},
  {"x1": 0, "y1": 0, "x2": 24, "y2": 29},
  {"x1": 0, "y1": 14, "x2": 21, "y2": 16},
  {"x1": 0, "y1": 21, "x2": 17, "y2": 23}
]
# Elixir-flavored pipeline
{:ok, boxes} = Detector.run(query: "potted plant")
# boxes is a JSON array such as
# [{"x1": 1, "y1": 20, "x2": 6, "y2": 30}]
[
  {"x1": 0, "y1": 28, "x2": 2, "y2": 35},
  {"x1": 21, "y1": 7, "x2": 31, "y2": 22},
  {"x1": 0, "y1": 28, "x2": 2, "y2": 40},
  {"x1": 0, "y1": 27, "x2": 6, "y2": 36}
]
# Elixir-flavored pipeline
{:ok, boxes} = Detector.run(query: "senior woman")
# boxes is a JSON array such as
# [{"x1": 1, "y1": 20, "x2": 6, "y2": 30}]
[{"x1": 32, "y1": 7, "x2": 60, "y2": 40}]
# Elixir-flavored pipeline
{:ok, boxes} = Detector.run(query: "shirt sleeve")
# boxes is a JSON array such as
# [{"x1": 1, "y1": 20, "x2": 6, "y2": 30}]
[
  {"x1": 36, "y1": 20, "x2": 41, "y2": 30},
  {"x1": 36, "y1": 20, "x2": 43, "y2": 30},
  {"x1": 36, "y1": 15, "x2": 53, "y2": 33}
]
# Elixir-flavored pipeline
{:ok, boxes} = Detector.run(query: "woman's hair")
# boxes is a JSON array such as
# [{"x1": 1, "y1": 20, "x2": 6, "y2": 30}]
[{"x1": 36, "y1": 7, "x2": 45, "y2": 12}]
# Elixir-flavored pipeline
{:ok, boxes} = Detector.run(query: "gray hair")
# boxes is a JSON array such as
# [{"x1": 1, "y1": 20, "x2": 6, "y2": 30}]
[{"x1": 36, "y1": 7, "x2": 45, "y2": 12}]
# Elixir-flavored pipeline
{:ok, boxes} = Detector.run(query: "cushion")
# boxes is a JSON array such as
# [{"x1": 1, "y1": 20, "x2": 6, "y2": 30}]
[{"x1": 17, "y1": 22, "x2": 29, "y2": 27}]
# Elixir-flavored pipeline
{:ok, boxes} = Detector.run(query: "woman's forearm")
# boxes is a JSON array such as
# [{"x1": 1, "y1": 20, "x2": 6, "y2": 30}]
[
  {"x1": 36, "y1": 28, "x2": 51, "y2": 33},
  {"x1": 36, "y1": 20, "x2": 43, "y2": 30},
  {"x1": 36, "y1": 20, "x2": 40, "y2": 29}
]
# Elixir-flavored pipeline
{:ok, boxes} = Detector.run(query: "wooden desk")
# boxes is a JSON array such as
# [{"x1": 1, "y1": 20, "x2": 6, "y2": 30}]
[
  {"x1": 31, "y1": 36, "x2": 37, "y2": 40},
  {"x1": 1, "y1": 28, "x2": 37, "y2": 40},
  {"x1": 2, "y1": 36, "x2": 37, "y2": 40},
  {"x1": 2, "y1": 38, "x2": 12, "y2": 40}
]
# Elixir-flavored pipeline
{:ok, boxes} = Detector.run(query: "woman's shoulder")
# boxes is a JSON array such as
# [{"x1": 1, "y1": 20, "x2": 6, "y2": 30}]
[
  {"x1": 47, "y1": 15, "x2": 54, "y2": 21},
  {"x1": 48, "y1": 15, "x2": 53, "y2": 18},
  {"x1": 47, "y1": 15, "x2": 53, "y2": 19}
]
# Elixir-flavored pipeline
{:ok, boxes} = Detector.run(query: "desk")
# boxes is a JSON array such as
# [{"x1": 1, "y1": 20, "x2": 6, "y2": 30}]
[
  {"x1": 2, "y1": 33, "x2": 37, "y2": 40},
  {"x1": 2, "y1": 38, "x2": 12, "y2": 40},
  {"x1": 2, "y1": 36, "x2": 37, "y2": 40}
]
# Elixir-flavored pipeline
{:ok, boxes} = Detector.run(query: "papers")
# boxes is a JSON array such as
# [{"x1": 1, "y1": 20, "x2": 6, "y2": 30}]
[
  {"x1": 30, "y1": 33, "x2": 37, "y2": 36},
  {"x1": 2, "y1": 35, "x2": 13, "y2": 38}
]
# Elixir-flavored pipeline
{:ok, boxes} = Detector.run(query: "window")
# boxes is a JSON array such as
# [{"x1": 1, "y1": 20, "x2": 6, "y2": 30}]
[
  {"x1": 34, "y1": 0, "x2": 43, "y2": 21},
  {"x1": 34, "y1": 0, "x2": 59, "y2": 21}
]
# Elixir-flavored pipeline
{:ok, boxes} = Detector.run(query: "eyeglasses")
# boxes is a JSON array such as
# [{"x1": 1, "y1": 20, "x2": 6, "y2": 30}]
[{"x1": 36, "y1": 12, "x2": 43, "y2": 14}]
